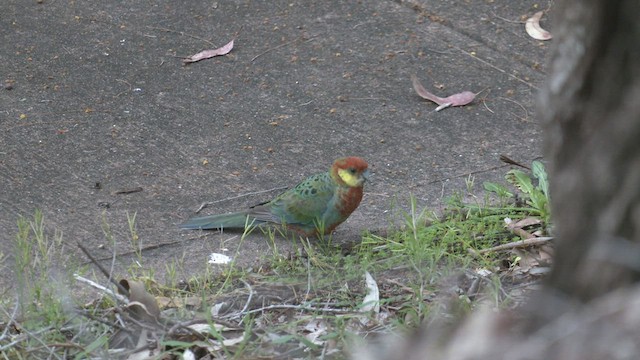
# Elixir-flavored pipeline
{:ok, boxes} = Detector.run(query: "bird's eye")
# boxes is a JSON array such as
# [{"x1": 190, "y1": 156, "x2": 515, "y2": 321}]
[{"x1": 349, "y1": 168, "x2": 356, "y2": 174}]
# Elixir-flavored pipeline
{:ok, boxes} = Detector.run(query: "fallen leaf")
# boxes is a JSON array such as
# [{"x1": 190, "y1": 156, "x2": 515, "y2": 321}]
[
  {"x1": 209, "y1": 252, "x2": 232, "y2": 264},
  {"x1": 210, "y1": 302, "x2": 226, "y2": 316},
  {"x1": 411, "y1": 75, "x2": 476, "y2": 111},
  {"x1": 126, "y1": 329, "x2": 160, "y2": 360},
  {"x1": 361, "y1": 271, "x2": 380, "y2": 313},
  {"x1": 156, "y1": 296, "x2": 202, "y2": 309},
  {"x1": 303, "y1": 319, "x2": 328, "y2": 345},
  {"x1": 511, "y1": 217, "x2": 542, "y2": 229},
  {"x1": 475, "y1": 268, "x2": 492, "y2": 277},
  {"x1": 119, "y1": 279, "x2": 161, "y2": 321},
  {"x1": 525, "y1": 11, "x2": 552, "y2": 40},
  {"x1": 183, "y1": 39, "x2": 234, "y2": 63}
]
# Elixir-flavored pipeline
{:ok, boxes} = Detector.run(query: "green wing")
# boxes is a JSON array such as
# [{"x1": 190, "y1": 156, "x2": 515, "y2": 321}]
[{"x1": 254, "y1": 172, "x2": 336, "y2": 227}]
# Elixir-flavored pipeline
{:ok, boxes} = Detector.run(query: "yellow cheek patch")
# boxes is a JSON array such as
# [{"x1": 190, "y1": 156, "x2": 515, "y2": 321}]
[{"x1": 338, "y1": 169, "x2": 359, "y2": 187}]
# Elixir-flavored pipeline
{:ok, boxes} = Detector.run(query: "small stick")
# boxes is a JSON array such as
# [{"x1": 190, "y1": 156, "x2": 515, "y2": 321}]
[
  {"x1": 500, "y1": 155, "x2": 531, "y2": 170},
  {"x1": 251, "y1": 37, "x2": 301, "y2": 62},
  {"x1": 224, "y1": 303, "x2": 353, "y2": 319},
  {"x1": 499, "y1": 96, "x2": 529, "y2": 120},
  {"x1": 0, "y1": 296, "x2": 20, "y2": 342},
  {"x1": 195, "y1": 186, "x2": 288, "y2": 213},
  {"x1": 450, "y1": 44, "x2": 538, "y2": 90},
  {"x1": 490, "y1": 11, "x2": 525, "y2": 24},
  {"x1": 251, "y1": 34, "x2": 319, "y2": 62},
  {"x1": 113, "y1": 187, "x2": 143, "y2": 195},
  {"x1": 74, "y1": 275, "x2": 128, "y2": 303},
  {"x1": 427, "y1": 164, "x2": 509, "y2": 184},
  {"x1": 482, "y1": 98, "x2": 494, "y2": 113},
  {"x1": 146, "y1": 26, "x2": 215, "y2": 46},
  {"x1": 478, "y1": 237, "x2": 553, "y2": 254},
  {"x1": 77, "y1": 242, "x2": 130, "y2": 297},
  {"x1": 239, "y1": 279, "x2": 254, "y2": 316}
]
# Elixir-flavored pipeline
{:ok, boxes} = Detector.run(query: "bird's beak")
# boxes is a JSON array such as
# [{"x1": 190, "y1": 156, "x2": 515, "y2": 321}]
[{"x1": 362, "y1": 169, "x2": 371, "y2": 182}]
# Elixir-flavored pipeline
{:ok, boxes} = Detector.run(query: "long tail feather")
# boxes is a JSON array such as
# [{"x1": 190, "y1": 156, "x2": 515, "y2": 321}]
[{"x1": 179, "y1": 211, "x2": 257, "y2": 230}]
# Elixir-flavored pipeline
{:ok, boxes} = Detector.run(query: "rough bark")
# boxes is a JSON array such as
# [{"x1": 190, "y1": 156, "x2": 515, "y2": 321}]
[
  {"x1": 540, "y1": 0, "x2": 640, "y2": 304},
  {"x1": 359, "y1": 1, "x2": 640, "y2": 359}
]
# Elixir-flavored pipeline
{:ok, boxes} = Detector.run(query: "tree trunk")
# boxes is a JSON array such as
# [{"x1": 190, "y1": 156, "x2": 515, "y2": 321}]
[
  {"x1": 361, "y1": 1, "x2": 640, "y2": 359},
  {"x1": 540, "y1": 0, "x2": 640, "y2": 305}
]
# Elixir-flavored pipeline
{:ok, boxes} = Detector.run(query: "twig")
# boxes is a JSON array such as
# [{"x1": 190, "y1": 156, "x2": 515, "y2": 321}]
[
  {"x1": 77, "y1": 242, "x2": 130, "y2": 297},
  {"x1": 500, "y1": 155, "x2": 531, "y2": 170},
  {"x1": 450, "y1": 44, "x2": 539, "y2": 90},
  {"x1": 482, "y1": 98, "x2": 494, "y2": 113},
  {"x1": 13, "y1": 326, "x2": 62, "y2": 359},
  {"x1": 479, "y1": 88, "x2": 494, "y2": 113},
  {"x1": 74, "y1": 274, "x2": 128, "y2": 303},
  {"x1": 490, "y1": 11, "x2": 525, "y2": 24},
  {"x1": 478, "y1": 237, "x2": 553, "y2": 254},
  {"x1": 115, "y1": 79, "x2": 133, "y2": 98},
  {"x1": 251, "y1": 37, "x2": 301, "y2": 62},
  {"x1": 251, "y1": 34, "x2": 319, "y2": 62},
  {"x1": 75, "y1": 309, "x2": 132, "y2": 333},
  {"x1": 146, "y1": 26, "x2": 215, "y2": 46},
  {"x1": 348, "y1": 97, "x2": 390, "y2": 101},
  {"x1": 195, "y1": 186, "x2": 288, "y2": 213},
  {"x1": 384, "y1": 278, "x2": 415, "y2": 294},
  {"x1": 112, "y1": 187, "x2": 143, "y2": 195},
  {"x1": 167, "y1": 318, "x2": 241, "y2": 336},
  {"x1": 224, "y1": 304, "x2": 353, "y2": 319},
  {"x1": 0, "y1": 296, "x2": 19, "y2": 342},
  {"x1": 499, "y1": 96, "x2": 530, "y2": 120},
  {"x1": 109, "y1": 233, "x2": 118, "y2": 290},
  {"x1": 0, "y1": 326, "x2": 56, "y2": 353},
  {"x1": 427, "y1": 164, "x2": 510, "y2": 184},
  {"x1": 114, "y1": 308, "x2": 163, "y2": 332},
  {"x1": 305, "y1": 256, "x2": 312, "y2": 301},
  {"x1": 298, "y1": 100, "x2": 314, "y2": 106},
  {"x1": 239, "y1": 279, "x2": 254, "y2": 316}
]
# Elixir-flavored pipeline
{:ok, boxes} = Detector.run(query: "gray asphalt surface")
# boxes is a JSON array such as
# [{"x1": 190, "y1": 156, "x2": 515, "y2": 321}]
[{"x1": 1, "y1": 0, "x2": 548, "y2": 288}]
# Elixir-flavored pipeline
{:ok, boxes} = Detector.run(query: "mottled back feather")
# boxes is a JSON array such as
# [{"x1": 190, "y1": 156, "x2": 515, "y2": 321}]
[{"x1": 180, "y1": 157, "x2": 368, "y2": 236}]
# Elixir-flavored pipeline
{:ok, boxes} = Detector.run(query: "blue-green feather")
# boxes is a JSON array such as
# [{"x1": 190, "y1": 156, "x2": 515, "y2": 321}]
[{"x1": 180, "y1": 172, "x2": 338, "y2": 232}]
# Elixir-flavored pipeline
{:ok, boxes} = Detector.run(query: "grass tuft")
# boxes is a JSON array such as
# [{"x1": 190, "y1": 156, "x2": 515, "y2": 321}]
[{"x1": 0, "y1": 163, "x2": 551, "y2": 358}]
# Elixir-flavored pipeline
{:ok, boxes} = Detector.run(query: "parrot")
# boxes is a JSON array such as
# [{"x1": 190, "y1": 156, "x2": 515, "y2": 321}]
[{"x1": 180, "y1": 157, "x2": 369, "y2": 236}]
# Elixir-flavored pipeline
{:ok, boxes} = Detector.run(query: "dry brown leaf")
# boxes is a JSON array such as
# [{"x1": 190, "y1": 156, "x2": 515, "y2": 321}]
[
  {"x1": 513, "y1": 248, "x2": 539, "y2": 273},
  {"x1": 184, "y1": 39, "x2": 234, "y2": 63},
  {"x1": 304, "y1": 319, "x2": 328, "y2": 345},
  {"x1": 538, "y1": 245, "x2": 555, "y2": 261},
  {"x1": 126, "y1": 329, "x2": 160, "y2": 360},
  {"x1": 156, "y1": 296, "x2": 202, "y2": 309},
  {"x1": 119, "y1": 279, "x2": 160, "y2": 321},
  {"x1": 525, "y1": 11, "x2": 552, "y2": 40},
  {"x1": 411, "y1": 75, "x2": 476, "y2": 111},
  {"x1": 511, "y1": 217, "x2": 542, "y2": 229}
]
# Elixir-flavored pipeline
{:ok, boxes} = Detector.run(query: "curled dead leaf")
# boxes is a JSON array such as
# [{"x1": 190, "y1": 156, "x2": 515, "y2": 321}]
[
  {"x1": 119, "y1": 279, "x2": 160, "y2": 321},
  {"x1": 411, "y1": 75, "x2": 476, "y2": 111},
  {"x1": 525, "y1": 11, "x2": 552, "y2": 40}
]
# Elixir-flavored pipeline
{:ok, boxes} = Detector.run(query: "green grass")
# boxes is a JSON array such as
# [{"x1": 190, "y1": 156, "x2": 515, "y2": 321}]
[{"x1": 0, "y1": 163, "x2": 551, "y2": 358}]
